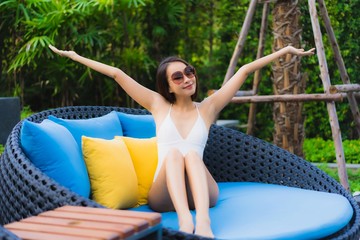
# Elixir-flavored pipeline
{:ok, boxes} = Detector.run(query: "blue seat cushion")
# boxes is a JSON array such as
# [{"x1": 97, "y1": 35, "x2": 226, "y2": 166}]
[
  {"x1": 116, "y1": 112, "x2": 156, "y2": 138},
  {"x1": 133, "y1": 182, "x2": 353, "y2": 239}
]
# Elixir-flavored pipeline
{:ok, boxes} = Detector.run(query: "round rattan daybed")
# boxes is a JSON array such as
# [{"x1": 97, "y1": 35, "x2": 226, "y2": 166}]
[
  {"x1": 0, "y1": 226, "x2": 19, "y2": 240},
  {"x1": 0, "y1": 106, "x2": 359, "y2": 240}
]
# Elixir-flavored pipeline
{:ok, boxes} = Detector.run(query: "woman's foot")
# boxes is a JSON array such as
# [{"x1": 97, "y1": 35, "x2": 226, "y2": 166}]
[{"x1": 195, "y1": 217, "x2": 214, "y2": 238}]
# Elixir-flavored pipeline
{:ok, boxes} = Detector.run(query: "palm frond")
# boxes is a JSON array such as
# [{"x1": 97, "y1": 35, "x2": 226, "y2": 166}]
[{"x1": 8, "y1": 36, "x2": 52, "y2": 72}]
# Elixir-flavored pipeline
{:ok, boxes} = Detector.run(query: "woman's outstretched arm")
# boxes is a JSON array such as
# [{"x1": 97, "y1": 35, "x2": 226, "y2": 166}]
[
  {"x1": 49, "y1": 45, "x2": 163, "y2": 112},
  {"x1": 204, "y1": 46, "x2": 315, "y2": 119}
]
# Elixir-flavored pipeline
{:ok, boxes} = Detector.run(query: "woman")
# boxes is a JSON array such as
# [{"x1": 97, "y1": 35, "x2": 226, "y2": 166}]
[{"x1": 49, "y1": 44, "x2": 315, "y2": 238}]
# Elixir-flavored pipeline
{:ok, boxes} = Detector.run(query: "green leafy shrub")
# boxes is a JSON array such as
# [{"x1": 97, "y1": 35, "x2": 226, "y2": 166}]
[
  {"x1": 348, "y1": 169, "x2": 360, "y2": 193},
  {"x1": 303, "y1": 138, "x2": 360, "y2": 164},
  {"x1": 21, "y1": 106, "x2": 34, "y2": 120},
  {"x1": 316, "y1": 164, "x2": 360, "y2": 193},
  {"x1": 0, "y1": 144, "x2": 4, "y2": 155}
]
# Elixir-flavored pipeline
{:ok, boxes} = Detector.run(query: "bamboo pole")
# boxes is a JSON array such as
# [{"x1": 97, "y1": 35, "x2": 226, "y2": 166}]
[
  {"x1": 247, "y1": 2, "x2": 269, "y2": 135},
  {"x1": 354, "y1": 92, "x2": 360, "y2": 98},
  {"x1": 223, "y1": 0, "x2": 257, "y2": 84},
  {"x1": 232, "y1": 93, "x2": 345, "y2": 103},
  {"x1": 208, "y1": 89, "x2": 254, "y2": 97},
  {"x1": 308, "y1": 0, "x2": 349, "y2": 191},
  {"x1": 318, "y1": 0, "x2": 360, "y2": 137},
  {"x1": 330, "y1": 84, "x2": 360, "y2": 94},
  {"x1": 282, "y1": 3, "x2": 292, "y2": 152}
]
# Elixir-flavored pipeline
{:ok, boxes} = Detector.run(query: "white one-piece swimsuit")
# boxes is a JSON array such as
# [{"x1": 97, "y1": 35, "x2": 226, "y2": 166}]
[{"x1": 154, "y1": 104, "x2": 209, "y2": 181}]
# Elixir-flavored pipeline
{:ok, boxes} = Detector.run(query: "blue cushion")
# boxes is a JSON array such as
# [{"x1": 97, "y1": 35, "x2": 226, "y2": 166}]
[
  {"x1": 133, "y1": 182, "x2": 353, "y2": 239},
  {"x1": 20, "y1": 119, "x2": 90, "y2": 197},
  {"x1": 117, "y1": 112, "x2": 156, "y2": 138},
  {"x1": 48, "y1": 111, "x2": 123, "y2": 148}
]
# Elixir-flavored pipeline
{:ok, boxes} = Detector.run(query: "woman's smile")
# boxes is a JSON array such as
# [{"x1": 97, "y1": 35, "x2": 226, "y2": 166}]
[{"x1": 183, "y1": 82, "x2": 194, "y2": 90}]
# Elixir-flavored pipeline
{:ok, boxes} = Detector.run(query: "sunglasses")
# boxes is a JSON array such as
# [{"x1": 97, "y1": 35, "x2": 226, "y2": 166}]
[{"x1": 170, "y1": 65, "x2": 196, "y2": 85}]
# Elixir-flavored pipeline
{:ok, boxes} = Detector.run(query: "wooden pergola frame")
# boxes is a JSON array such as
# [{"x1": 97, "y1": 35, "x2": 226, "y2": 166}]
[{"x1": 220, "y1": 0, "x2": 360, "y2": 191}]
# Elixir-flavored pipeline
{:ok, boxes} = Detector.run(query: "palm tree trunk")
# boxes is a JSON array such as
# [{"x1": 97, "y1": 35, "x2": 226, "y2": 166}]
[{"x1": 272, "y1": 0, "x2": 305, "y2": 156}]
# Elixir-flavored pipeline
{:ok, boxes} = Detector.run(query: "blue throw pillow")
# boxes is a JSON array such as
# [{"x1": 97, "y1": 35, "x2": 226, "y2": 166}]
[
  {"x1": 48, "y1": 111, "x2": 123, "y2": 148},
  {"x1": 20, "y1": 119, "x2": 90, "y2": 197},
  {"x1": 117, "y1": 112, "x2": 156, "y2": 138}
]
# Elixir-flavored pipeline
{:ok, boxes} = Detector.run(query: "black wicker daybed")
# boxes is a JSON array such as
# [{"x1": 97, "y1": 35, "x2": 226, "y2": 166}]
[
  {"x1": 0, "y1": 226, "x2": 19, "y2": 240},
  {"x1": 0, "y1": 106, "x2": 359, "y2": 240}
]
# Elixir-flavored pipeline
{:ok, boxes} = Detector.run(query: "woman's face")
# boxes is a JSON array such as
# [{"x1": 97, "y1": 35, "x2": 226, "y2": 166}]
[{"x1": 166, "y1": 61, "x2": 197, "y2": 97}]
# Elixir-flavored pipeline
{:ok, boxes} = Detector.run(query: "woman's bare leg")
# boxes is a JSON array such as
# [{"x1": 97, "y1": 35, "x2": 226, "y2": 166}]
[
  {"x1": 148, "y1": 148, "x2": 194, "y2": 234},
  {"x1": 205, "y1": 167, "x2": 219, "y2": 208},
  {"x1": 185, "y1": 166, "x2": 219, "y2": 209},
  {"x1": 184, "y1": 151, "x2": 219, "y2": 238},
  {"x1": 148, "y1": 159, "x2": 175, "y2": 212}
]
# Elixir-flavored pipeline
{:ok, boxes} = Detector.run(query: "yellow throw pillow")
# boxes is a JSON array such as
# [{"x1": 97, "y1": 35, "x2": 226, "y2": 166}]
[
  {"x1": 82, "y1": 136, "x2": 138, "y2": 209},
  {"x1": 116, "y1": 136, "x2": 158, "y2": 206}
]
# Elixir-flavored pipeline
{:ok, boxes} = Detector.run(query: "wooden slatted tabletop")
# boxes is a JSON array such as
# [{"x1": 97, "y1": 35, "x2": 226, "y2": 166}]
[{"x1": 5, "y1": 206, "x2": 162, "y2": 240}]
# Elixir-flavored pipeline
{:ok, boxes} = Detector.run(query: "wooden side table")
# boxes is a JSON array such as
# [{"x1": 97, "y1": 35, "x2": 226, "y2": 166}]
[{"x1": 5, "y1": 206, "x2": 162, "y2": 240}]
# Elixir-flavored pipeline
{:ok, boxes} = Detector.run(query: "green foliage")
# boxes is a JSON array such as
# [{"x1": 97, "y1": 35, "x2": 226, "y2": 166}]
[
  {"x1": 0, "y1": 0, "x2": 359, "y2": 141},
  {"x1": 0, "y1": 0, "x2": 158, "y2": 109},
  {"x1": 303, "y1": 138, "x2": 360, "y2": 164},
  {"x1": 0, "y1": 144, "x2": 4, "y2": 155},
  {"x1": 300, "y1": 1, "x2": 360, "y2": 140},
  {"x1": 316, "y1": 164, "x2": 360, "y2": 194},
  {"x1": 21, "y1": 106, "x2": 35, "y2": 120},
  {"x1": 347, "y1": 169, "x2": 360, "y2": 193}
]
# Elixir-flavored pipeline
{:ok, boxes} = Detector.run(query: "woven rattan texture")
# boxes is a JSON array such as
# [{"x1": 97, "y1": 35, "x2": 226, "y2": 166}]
[
  {"x1": 0, "y1": 106, "x2": 359, "y2": 239},
  {"x1": 0, "y1": 226, "x2": 19, "y2": 240}
]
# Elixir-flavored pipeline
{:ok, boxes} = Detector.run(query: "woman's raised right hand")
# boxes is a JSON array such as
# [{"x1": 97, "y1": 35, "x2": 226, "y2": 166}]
[{"x1": 49, "y1": 45, "x2": 77, "y2": 59}]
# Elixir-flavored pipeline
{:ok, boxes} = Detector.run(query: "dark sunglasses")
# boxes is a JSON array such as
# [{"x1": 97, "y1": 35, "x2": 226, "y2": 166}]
[{"x1": 170, "y1": 65, "x2": 196, "y2": 85}]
